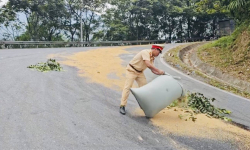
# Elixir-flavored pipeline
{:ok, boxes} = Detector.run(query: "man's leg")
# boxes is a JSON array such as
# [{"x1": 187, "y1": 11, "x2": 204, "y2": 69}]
[
  {"x1": 135, "y1": 73, "x2": 147, "y2": 87},
  {"x1": 120, "y1": 70, "x2": 137, "y2": 107}
]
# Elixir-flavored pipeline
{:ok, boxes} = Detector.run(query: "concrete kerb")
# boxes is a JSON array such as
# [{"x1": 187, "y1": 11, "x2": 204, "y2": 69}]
[{"x1": 179, "y1": 43, "x2": 250, "y2": 92}]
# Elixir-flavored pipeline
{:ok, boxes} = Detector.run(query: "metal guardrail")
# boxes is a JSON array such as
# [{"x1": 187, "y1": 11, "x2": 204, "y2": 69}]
[
  {"x1": 0, "y1": 40, "x2": 166, "y2": 49},
  {"x1": 0, "y1": 37, "x2": 217, "y2": 49}
]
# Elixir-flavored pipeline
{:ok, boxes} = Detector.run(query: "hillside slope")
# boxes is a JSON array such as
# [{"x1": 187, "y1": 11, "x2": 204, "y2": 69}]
[{"x1": 198, "y1": 23, "x2": 250, "y2": 83}]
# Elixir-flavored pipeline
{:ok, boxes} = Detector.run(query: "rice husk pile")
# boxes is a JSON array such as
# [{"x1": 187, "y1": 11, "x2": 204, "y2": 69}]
[
  {"x1": 48, "y1": 46, "x2": 131, "y2": 90},
  {"x1": 134, "y1": 108, "x2": 250, "y2": 149}
]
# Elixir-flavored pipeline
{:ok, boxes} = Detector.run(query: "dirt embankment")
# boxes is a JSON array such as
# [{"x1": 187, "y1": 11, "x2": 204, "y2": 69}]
[
  {"x1": 199, "y1": 31, "x2": 250, "y2": 83},
  {"x1": 179, "y1": 43, "x2": 250, "y2": 92}
]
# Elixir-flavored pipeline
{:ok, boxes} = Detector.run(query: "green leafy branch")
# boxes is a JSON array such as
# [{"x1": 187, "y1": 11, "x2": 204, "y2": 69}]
[
  {"x1": 168, "y1": 92, "x2": 232, "y2": 122},
  {"x1": 27, "y1": 58, "x2": 63, "y2": 72},
  {"x1": 187, "y1": 93, "x2": 232, "y2": 122}
]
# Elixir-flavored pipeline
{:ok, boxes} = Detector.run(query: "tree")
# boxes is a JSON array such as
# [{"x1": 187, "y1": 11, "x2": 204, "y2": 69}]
[
  {"x1": 0, "y1": 20, "x2": 25, "y2": 40},
  {"x1": 79, "y1": 0, "x2": 107, "y2": 42},
  {"x1": 63, "y1": 0, "x2": 81, "y2": 41},
  {"x1": 38, "y1": 0, "x2": 67, "y2": 41},
  {"x1": 101, "y1": 0, "x2": 161, "y2": 41},
  {"x1": 0, "y1": 2, "x2": 22, "y2": 41},
  {"x1": 228, "y1": 0, "x2": 247, "y2": 10},
  {"x1": 3, "y1": 0, "x2": 246, "y2": 42},
  {"x1": 6, "y1": 0, "x2": 67, "y2": 41},
  {"x1": 7, "y1": 0, "x2": 43, "y2": 40},
  {"x1": 100, "y1": 0, "x2": 130, "y2": 41},
  {"x1": 228, "y1": 0, "x2": 250, "y2": 23},
  {"x1": 195, "y1": 0, "x2": 228, "y2": 38}
]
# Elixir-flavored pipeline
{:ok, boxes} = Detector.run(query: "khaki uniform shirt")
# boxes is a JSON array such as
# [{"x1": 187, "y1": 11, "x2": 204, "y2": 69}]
[{"x1": 127, "y1": 49, "x2": 154, "y2": 73}]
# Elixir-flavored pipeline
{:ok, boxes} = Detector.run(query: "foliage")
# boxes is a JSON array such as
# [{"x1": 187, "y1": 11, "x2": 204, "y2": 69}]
[
  {"x1": 168, "y1": 91, "x2": 232, "y2": 122},
  {"x1": 228, "y1": 0, "x2": 250, "y2": 23},
  {"x1": 228, "y1": 0, "x2": 247, "y2": 10},
  {"x1": 169, "y1": 100, "x2": 179, "y2": 107},
  {"x1": 2, "y1": 0, "x2": 67, "y2": 41},
  {"x1": 1, "y1": 0, "x2": 250, "y2": 41},
  {"x1": 0, "y1": 2, "x2": 22, "y2": 40},
  {"x1": 0, "y1": 20, "x2": 25, "y2": 40},
  {"x1": 63, "y1": 0, "x2": 81, "y2": 42},
  {"x1": 200, "y1": 21, "x2": 250, "y2": 50},
  {"x1": 187, "y1": 93, "x2": 232, "y2": 121},
  {"x1": 27, "y1": 59, "x2": 63, "y2": 72},
  {"x1": 209, "y1": 36, "x2": 235, "y2": 48}
]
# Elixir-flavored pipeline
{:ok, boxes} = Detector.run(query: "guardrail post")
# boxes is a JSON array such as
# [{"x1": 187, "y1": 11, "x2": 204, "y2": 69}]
[{"x1": 20, "y1": 45, "x2": 22, "y2": 49}]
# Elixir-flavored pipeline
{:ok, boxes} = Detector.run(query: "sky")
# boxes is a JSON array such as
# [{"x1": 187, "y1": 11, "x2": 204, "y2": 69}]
[{"x1": 0, "y1": 0, "x2": 8, "y2": 7}]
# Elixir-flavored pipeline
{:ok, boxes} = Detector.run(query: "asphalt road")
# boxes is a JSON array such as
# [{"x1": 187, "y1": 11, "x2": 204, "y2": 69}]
[{"x1": 0, "y1": 44, "x2": 249, "y2": 149}]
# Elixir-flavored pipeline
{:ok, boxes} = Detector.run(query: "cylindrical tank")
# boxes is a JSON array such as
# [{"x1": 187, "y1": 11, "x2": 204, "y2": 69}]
[{"x1": 130, "y1": 75, "x2": 184, "y2": 118}]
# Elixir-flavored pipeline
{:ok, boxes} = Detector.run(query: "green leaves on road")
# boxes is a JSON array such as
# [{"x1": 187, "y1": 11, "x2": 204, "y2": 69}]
[
  {"x1": 27, "y1": 59, "x2": 63, "y2": 72},
  {"x1": 187, "y1": 93, "x2": 232, "y2": 122},
  {"x1": 169, "y1": 92, "x2": 232, "y2": 122}
]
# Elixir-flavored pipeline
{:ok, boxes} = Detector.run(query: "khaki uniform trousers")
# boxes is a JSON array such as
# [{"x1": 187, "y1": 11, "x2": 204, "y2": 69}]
[{"x1": 120, "y1": 69, "x2": 147, "y2": 106}]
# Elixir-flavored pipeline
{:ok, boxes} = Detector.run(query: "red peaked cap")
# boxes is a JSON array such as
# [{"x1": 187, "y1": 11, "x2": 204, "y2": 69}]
[{"x1": 152, "y1": 45, "x2": 164, "y2": 51}]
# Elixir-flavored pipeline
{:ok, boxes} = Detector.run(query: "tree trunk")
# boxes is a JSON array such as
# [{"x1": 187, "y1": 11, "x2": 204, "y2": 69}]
[
  {"x1": 180, "y1": 17, "x2": 183, "y2": 42},
  {"x1": 71, "y1": 34, "x2": 74, "y2": 42},
  {"x1": 212, "y1": 18, "x2": 216, "y2": 37},
  {"x1": 188, "y1": 17, "x2": 190, "y2": 38}
]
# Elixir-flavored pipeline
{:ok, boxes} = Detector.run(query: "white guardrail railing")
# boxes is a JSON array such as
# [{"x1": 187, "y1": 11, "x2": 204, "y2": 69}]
[{"x1": 0, "y1": 40, "x2": 166, "y2": 49}]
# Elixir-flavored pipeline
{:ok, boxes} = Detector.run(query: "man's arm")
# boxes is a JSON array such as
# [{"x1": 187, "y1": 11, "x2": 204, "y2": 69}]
[{"x1": 144, "y1": 60, "x2": 164, "y2": 75}]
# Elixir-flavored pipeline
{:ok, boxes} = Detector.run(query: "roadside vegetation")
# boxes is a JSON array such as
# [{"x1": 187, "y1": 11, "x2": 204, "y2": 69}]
[
  {"x1": 198, "y1": 22, "x2": 250, "y2": 83},
  {"x1": 0, "y1": 0, "x2": 244, "y2": 42}
]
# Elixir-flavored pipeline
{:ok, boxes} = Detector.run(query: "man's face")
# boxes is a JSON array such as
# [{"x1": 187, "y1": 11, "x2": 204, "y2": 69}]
[{"x1": 152, "y1": 48, "x2": 161, "y2": 57}]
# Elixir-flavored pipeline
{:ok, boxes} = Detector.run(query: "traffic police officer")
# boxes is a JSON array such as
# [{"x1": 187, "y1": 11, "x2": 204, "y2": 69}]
[{"x1": 120, "y1": 44, "x2": 165, "y2": 115}]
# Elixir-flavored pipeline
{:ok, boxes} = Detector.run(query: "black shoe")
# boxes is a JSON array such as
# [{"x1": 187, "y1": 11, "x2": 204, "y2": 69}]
[{"x1": 120, "y1": 106, "x2": 126, "y2": 115}]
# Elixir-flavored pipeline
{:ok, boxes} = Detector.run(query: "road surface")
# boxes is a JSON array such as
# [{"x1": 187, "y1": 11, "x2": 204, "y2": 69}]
[{"x1": 0, "y1": 44, "x2": 249, "y2": 149}]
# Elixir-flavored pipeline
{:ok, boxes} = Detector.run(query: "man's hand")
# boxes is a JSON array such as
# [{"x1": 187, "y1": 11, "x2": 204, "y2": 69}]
[{"x1": 144, "y1": 60, "x2": 165, "y2": 75}]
